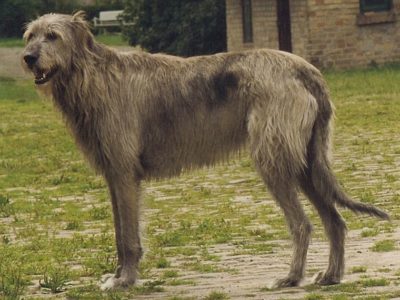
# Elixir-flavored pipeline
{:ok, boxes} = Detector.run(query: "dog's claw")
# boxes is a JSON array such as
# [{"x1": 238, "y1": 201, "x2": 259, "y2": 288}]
[
  {"x1": 272, "y1": 276, "x2": 300, "y2": 288},
  {"x1": 313, "y1": 271, "x2": 341, "y2": 285}
]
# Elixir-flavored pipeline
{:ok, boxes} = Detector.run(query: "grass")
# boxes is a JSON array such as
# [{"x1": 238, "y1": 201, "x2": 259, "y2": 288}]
[
  {"x1": 94, "y1": 33, "x2": 129, "y2": 46},
  {"x1": 39, "y1": 266, "x2": 70, "y2": 293},
  {"x1": 0, "y1": 38, "x2": 25, "y2": 47},
  {"x1": 1, "y1": 65, "x2": 400, "y2": 298},
  {"x1": 351, "y1": 266, "x2": 367, "y2": 274},
  {"x1": 204, "y1": 291, "x2": 230, "y2": 300},
  {"x1": 371, "y1": 240, "x2": 396, "y2": 252}
]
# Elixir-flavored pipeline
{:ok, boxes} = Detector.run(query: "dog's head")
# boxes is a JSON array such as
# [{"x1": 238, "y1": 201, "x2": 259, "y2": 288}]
[{"x1": 22, "y1": 11, "x2": 94, "y2": 86}]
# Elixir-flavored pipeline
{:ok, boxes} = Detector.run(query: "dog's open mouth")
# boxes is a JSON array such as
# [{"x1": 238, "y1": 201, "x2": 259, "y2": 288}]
[{"x1": 34, "y1": 68, "x2": 58, "y2": 85}]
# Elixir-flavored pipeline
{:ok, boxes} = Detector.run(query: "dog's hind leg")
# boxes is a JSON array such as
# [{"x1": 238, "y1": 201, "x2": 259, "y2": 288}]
[
  {"x1": 248, "y1": 90, "x2": 316, "y2": 287},
  {"x1": 265, "y1": 173, "x2": 312, "y2": 287},
  {"x1": 101, "y1": 174, "x2": 142, "y2": 290},
  {"x1": 251, "y1": 142, "x2": 312, "y2": 287},
  {"x1": 299, "y1": 174, "x2": 346, "y2": 285}
]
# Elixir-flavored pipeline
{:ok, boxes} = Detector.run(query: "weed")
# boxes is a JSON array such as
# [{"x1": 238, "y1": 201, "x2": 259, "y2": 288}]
[
  {"x1": 167, "y1": 279, "x2": 196, "y2": 286},
  {"x1": 321, "y1": 282, "x2": 362, "y2": 293},
  {"x1": 40, "y1": 266, "x2": 70, "y2": 293},
  {"x1": 360, "y1": 190, "x2": 374, "y2": 203},
  {"x1": 371, "y1": 240, "x2": 396, "y2": 252},
  {"x1": 133, "y1": 280, "x2": 165, "y2": 294},
  {"x1": 65, "y1": 220, "x2": 82, "y2": 230},
  {"x1": 204, "y1": 291, "x2": 229, "y2": 300},
  {"x1": 248, "y1": 228, "x2": 275, "y2": 241},
  {"x1": 0, "y1": 195, "x2": 14, "y2": 217},
  {"x1": 360, "y1": 278, "x2": 390, "y2": 287},
  {"x1": 184, "y1": 260, "x2": 221, "y2": 273},
  {"x1": 0, "y1": 265, "x2": 26, "y2": 299},
  {"x1": 305, "y1": 294, "x2": 324, "y2": 300},
  {"x1": 361, "y1": 228, "x2": 379, "y2": 238},
  {"x1": 90, "y1": 205, "x2": 110, "y2": 220},
  {"x1": 351, "y1": 266, "x2": 367, "y2": 273},
  {"x1": 332, "y1": 295, "x2": 350, "y2": 300},
  {"x1": 377, "y1": 268, "x2": 391, "y2": 273},
  {"x1": 156, "y1": 257, "x2": 171, "y2": 269},
  {"x1": 162, "y1": 269, "x2": 179, "y2": 278}
]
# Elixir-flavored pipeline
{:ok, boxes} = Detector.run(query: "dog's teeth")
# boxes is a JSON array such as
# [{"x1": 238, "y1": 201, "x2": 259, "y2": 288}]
[{"x1": 43, "y1": 73, "x2": 46, "y2": 79}]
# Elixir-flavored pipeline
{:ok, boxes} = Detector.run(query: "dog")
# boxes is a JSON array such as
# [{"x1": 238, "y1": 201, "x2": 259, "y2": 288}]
[{"x1": 22, "y1": 11, "x2": 388, "y2": 290}]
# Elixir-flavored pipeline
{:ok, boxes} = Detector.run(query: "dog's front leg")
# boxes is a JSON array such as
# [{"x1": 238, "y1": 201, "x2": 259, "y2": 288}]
[
  {"x1": 101, "y1": 174, "x2": 142, "y2": 290},
  {"x1": 104, "y1": 178, "x2": 124, "y2": 278}
]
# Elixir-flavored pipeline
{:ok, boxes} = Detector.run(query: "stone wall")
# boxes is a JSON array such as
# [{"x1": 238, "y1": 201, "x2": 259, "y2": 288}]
[{"x1": 225, "y1": 0, "x2": 400, "y2": 69}]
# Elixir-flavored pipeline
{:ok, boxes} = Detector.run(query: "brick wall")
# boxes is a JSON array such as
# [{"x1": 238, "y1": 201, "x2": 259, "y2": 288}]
[
  {"x1": 226, "y1": 0, "x2": 279, "y2": 51},
  {"x1": 226, "y1": 0, "x2": 400, "y2": 69},
  {"x1": 307, "y1": 0, "x2": 400, "y2": 69},
  {"x1": 290, "y1": 0, "x2": 309, "y2": 59},
  {"x1": 226, "y1": 0, "x2": 309, "y2": 55}
]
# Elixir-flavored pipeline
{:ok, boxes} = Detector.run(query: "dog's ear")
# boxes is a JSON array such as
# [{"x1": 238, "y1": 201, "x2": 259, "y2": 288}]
[
  {"x1": 72, "y1": 10, "x2": 87, "y2": 22},
  {"x1": 70, "y1": 10, "x2": 97, "y2": 55}
]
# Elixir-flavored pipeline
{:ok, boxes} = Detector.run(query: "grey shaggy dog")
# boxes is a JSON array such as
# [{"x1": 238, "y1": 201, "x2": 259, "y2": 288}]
[{"x1": 22, "y1": 12, "x2": 388, "y2": 290}]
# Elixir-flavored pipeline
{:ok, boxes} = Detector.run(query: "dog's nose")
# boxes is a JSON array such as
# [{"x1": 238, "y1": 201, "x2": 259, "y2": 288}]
[{"x1": 24, "y1": 54, "x2": 38, "y2": 66}]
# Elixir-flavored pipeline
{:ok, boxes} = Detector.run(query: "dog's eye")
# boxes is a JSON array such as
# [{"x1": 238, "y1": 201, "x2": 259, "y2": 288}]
[
  {"x1": 27, "y1": 33, "x2": 35, "y2": 42},
  {"x1": 46, "y1": 32, "x2": 58, "y2": 41}
]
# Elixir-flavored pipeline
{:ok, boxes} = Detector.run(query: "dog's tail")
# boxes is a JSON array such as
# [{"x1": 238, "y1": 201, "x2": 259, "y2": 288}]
[{"x1": 304, "y1": 74, "x2": 389, "y2": 220}]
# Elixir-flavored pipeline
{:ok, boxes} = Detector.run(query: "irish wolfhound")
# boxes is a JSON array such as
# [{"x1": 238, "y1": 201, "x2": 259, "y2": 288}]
[{"x1": 22, "y1": 12, "x2": 388, "y2": 290}]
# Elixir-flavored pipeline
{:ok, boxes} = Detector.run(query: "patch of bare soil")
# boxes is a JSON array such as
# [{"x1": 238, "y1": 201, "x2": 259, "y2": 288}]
[
  {"x1": 131, "y1": 228, "x2": 400, "y2": 299},
  {"x1": 0, "y1": 48, "x2": 29, "y2": 79}
]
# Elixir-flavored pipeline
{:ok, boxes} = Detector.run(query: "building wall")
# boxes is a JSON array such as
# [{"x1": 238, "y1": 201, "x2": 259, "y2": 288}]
[
  {"x1": 225, "y1": 0, "x2": 400, "y2": 69},
  {"x1": 226, "y1": 0, "x2": 308, "y2": 54},
  {"x1": 290, "y1": 0, "x2": 309, "y2": 59},
  {"x1": 226, "y1": 0, "x2": 278, "y2": 51},
  {"x1": 307, "y1": 0, "x2": 400, "y2": 69}
]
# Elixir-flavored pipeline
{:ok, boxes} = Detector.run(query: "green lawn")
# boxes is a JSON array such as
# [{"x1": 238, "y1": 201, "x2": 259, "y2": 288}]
[
  {"x1": 94, "y1": 33, "x2": 129, "y2": 46},
  {"x1": 0, "y1": 38, "x2": 25, "y2": 47},
  {"x1": 1, "y1": 66, "x2": 400, "y2": 299}
]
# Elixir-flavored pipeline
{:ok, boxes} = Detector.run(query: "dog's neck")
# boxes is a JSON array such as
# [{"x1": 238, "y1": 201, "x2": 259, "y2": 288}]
[{"x1": 51, "y1": 41, "x2": 113, "y2": 111}]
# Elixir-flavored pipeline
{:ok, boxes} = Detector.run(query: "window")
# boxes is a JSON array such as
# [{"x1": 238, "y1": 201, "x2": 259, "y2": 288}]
[
  {"x1": 357, "y1": 0, "x2": 395, "y2": 25},
  {"x1": 360, "y1": 0, "x2": 392, "y2": 13},
  {"x1": 242, "y1": 0, "x2": 253, "y2": 43}
]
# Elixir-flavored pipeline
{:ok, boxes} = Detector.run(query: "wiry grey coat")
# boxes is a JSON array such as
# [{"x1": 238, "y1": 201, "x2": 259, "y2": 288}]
[{"x1": 22, "y1": 12, "x2": 388, "y2": 290}]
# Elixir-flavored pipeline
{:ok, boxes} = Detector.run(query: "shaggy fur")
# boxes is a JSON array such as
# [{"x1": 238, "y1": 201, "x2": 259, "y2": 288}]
[{"x1": 22, "y1": 12, "x2": 389, "y2": 290}]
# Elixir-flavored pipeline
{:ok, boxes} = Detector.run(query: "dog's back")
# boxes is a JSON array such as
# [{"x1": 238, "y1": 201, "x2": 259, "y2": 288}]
[{"x1": 131, "y1": 49, "x2": 323, "y2": 179}]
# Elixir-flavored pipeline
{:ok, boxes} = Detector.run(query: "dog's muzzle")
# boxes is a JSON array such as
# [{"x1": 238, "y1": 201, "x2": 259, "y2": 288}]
[{"x1": 23, "y1": 52, "x2": 58, "y2": 85}]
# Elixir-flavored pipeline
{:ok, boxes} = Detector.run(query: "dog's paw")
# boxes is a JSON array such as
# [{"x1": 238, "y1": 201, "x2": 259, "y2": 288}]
[
  {"x1": 100, "y1": 273, "x2": 115, "y2": 283},
  {"x1": 100, "y1": 275, "x2": 118, "y2": 291},
  {"x1": 99, "y1": 274, "x2": 135, "y2": 291},
  {"x1": 313, "y1": 271, "x2": 341, "y2": 286},
  {"x1": 272, "y1": 276, "x2": 300, "y2": 288}
]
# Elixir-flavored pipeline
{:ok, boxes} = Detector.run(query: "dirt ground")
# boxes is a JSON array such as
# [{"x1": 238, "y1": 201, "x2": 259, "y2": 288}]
[
  {"x1": 134, "y1": 229, "x2": 400, "y2": 299},
  {"x1": 0, "y1": 48, "x2": 29, "y2": 79},
  {"x1": 2, "y1": 47, "x2": 400, "y2": 300}
]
